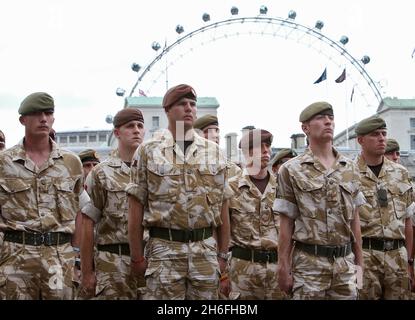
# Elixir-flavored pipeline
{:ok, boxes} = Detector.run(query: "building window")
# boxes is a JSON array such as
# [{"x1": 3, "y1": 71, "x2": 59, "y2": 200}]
[
  {"x1": 99, "y1": 134, "x2": 107, "y2": 142},
  {"x1": 89, "y1": 135, "x2": 96, "y2": 143},
  {"x1": 152, "y1": 116, "x2": 159, "y2": 129},
  {"x1": 411, "y1": 135, "x2": 415, "y2": 150},
  {"x1": 79, "y1": 135, "x2": 87, "y2": 143},
  {"x1": 411, "y1": 118, "x2": 415, "y2": 128},
  {"x1": 69, "y1": 136, "x2": 77, "y2": 143}
]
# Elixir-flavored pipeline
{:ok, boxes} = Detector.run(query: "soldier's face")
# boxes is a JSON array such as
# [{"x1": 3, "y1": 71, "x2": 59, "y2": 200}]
[
  {"x1": 82, "y1": 161, "x2": 98, "y2": 178},
  {"x1": 20, "y1": 111, "x2": 55, "y2": 138},
  {"x1": 203, "y1": 125, "x2": 220, "y2": 144},
  {"x1": 303, "y1": 114, "x2": 334, "y2": 142},
  {"x1": 358, "y1": 129, "x2": 387, "y2": 156},
  {"x1": 166, "y1": 98, "x2": 197, "y2": 133},
  {"x1": 385, "y1": 151, "x2": 400, "y2": 163},
  {"x1": 249, "y1": 142, "x2": 271, "y2": 169},
  {"x1": 115, "y1": 120, "x2": 145, "y2": 149}
]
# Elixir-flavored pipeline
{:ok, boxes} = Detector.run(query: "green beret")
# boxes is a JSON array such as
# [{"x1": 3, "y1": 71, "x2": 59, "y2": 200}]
[
  {"x1": 299, "y1": 101, "x2": 333, "y2": 122},
  {"x1": 162, "y1": 84, "x2": 197, "y2": 109},
  {"x1": 19, "y1": 92, "x2": 54, "y2": 115},
  {"x1": 193, "y1": 114, "x2": 218, "y2": 130},
  {"x1": 271, "y1": 148, "x2": 298, "y2": 167},
  {"x1": 355, "y1": 116, "x2": 386, "y2": 136},
  {"x1": 78, "y1": 149, "x2": 100, "y2": 163},
  {"x1": 385, "y1": 139, "x2": 400, "y2": 153}
]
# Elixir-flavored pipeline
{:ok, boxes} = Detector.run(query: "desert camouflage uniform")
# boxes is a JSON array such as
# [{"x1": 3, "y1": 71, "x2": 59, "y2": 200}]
[
  {"x1": 356, "y1": 155, "x2": 414, "y2": 300},
  {"x1": 83, "y1": 150, "x2": 139, "y2": 299},
  {"x1": 274, "y1": 148, "x2": 365, "y2": 300},
  {"x1": 229, "y1": 168, "x2": 283, "y2": 299},
  {"x1": 227, "y1": 160, "x2": 242, "y2": 179},
  {"x1": 0, "y1": 139, "x2": 83, "y2": 299},
  {"x1": 126, "y1": 129, "x2": 230, "y2": 300}
]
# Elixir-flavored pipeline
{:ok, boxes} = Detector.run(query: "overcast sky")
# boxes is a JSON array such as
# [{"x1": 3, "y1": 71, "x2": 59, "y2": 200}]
[{"x1": 1, "y1": 0, "x2": 414, "y2": 148}]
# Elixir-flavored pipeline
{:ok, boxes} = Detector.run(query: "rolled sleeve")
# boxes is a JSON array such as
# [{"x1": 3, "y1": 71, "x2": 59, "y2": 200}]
[
  {"x1": 273, "y1": 198, "x2": 300, "y2": 219},
  {"x1": 354, "y1": 191, "x2": 366, "y2": 208},
  {"x1": 82, "y1": 203, "x2": 101, "y2": 223},
  {"x1": 79, "y1": 189, "x2": 91, "y2": 212}
]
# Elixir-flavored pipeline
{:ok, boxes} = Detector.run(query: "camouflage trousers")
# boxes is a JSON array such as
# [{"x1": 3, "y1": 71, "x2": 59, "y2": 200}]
[
  {"x1": 143, "y1": 236, "x2": 219, "y2": 300},
  {"x1": 360, "y1": 246, "x2": 410, "y2": 300},
  {"x1": 230, "y1": 257, "x2": 284, "y2": 300},
  {"x1": 291, "y1": 249, "x2": 357, "y2": 300},
  {"x1": 0, "y1": 241, "x2": 75, "y2": 300}
]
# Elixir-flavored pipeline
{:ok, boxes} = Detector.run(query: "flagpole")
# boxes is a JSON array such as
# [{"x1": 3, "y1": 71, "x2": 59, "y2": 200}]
[
  {"x1": 345, "y1": 69, "x2": 349, "y2": 149},
  {"x1": 164, "y1": 38, "x2": 168, "y2": 91}
]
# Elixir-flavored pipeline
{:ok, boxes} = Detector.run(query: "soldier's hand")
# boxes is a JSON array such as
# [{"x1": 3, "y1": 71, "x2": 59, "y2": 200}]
[
  {"x1": 80, "y1": 272, "x2": 96, "y2": 299},
  {"x1": 131, "y1": 257, "x2": 147, "y2": 278},
  {"x1": 219, "y1": 276, "x2": 231, "y2": 298},
  {"x1": 278, "y1": 268, "x2": 293, "y2": 295}
]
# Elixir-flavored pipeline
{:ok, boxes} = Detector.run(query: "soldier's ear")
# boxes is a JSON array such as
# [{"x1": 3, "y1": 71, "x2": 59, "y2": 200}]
[
  {"x1": 113, "y1": 127, "x2": 121, "y2": 139},
  {"x1": 19, "y1": 115, "x2": 25, "y2": 125},
  {"x1": 301, "y1": 123, "x2": 309, "y2": 135}
]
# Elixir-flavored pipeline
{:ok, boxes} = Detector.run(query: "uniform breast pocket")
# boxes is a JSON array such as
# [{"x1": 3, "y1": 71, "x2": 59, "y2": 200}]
[
  {"x1": 292, "y1": 177, "x2": 324, "y2": 218},
  {"x1": 197, "y1": 165, "x2": 226, "y2": 191},
  {"x1": 54, "y1": 178, "x2": 78, "y2": 222},
  {"x1": 147, "y1": 163, "x2": 180, "y2": 201},
  {"x1": 104, "y1": 181, "x2": 128, "y2": 219},
  {"x1": 388, "y1": 185, "x2": 411, "y2": 220},
  {"x1": 0, "y1": 179, "x2": 32, "y2": 220},
  {"x1": 231, "y1": 197, "x2": 256, "y2": 235}
]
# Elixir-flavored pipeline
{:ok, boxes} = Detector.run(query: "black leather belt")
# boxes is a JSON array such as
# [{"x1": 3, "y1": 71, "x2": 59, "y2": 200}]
[
  {"x1": 149, "y1": 227, "x2": 212, "y2": 243},
  {"x1": 296, "y1": 241, "x2": 352, "y2": 258},
  {"x1": 232, "y1": 246, "x2": 277, "y2": 263},
  {"x1": 4, "y1": 230, "x2": 72, "y2": 246},
  {"x1": 362, "y1": 237, "x2": 405, "y2": 251},
  {"x1": 97, "y1": 243, "x2": 130, "y2": 256}
]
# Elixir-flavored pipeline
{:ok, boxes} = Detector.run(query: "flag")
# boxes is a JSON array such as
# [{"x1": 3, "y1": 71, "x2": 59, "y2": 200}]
[
  {"x1": 138, "y1": 89, "x2": 147, "y2": 97},
  {"x1": 350, "y1": 86, "x2": 355, "y2": 102},
  {"x1": 313, "y1": 68, "x2": 327, "y2": 84},
  {"x1": 335, "y1": 68, "x2": 346, "y2": 83}
]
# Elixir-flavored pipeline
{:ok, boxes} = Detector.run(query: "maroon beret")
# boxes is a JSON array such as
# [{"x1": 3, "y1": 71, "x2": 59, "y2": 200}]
[
  {"x1": 113, "y1": 108, "x2": 144, "y2": 128},
  {"x1": 162, "y1": 84, "x2": 197, "y2": 109},
  {"x1": 239, "y1": 128, "x2": 273, "y2": 150}
]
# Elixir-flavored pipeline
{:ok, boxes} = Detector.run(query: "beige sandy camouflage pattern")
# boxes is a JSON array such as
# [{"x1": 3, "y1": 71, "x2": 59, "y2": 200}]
[
  {"x1": 227, "y1": 160, "x2": 242, "y2": 179},
  {"x1": 126, "y1": 129, "x2": 231, "y2": 229},
  {"x1": 229, "y1": 168, "x2": 279, "y2": 250},
  {"x1": 82, "y1": 149, "x2": 139, "y2": 299},
  {"x1": 0, "y1": 139, "x2": 83, "y2": 233},
  {"x1": 359, "y1": 247, "x2": 410, "y2": 299},
  {"x1": 228, "y1": 169, "x2": 282, "y2": 299},
  {"x1": 126, "y1": 129, "x2": 231, "y2": 299},
  {"x1": 356, "y1": 155, "x2": 413, "y2": 239},
  {"x1": 291, "y1": 249, "x2": 357, "y2": 300},
  {"x1": 0, "y1": 139, "x2": 82, "y2": 299},
  {"x1": 274, "y1": 148, "x2": 365, "y2": 245},
  {"x1": 143, "y1": 237, "x2": 219, "y2": 299},
  {"x1": 84, "y1": 149, "x2": 130, "y2": 245},
  {"x1": 356, "y1": 155, "x2": 413, "y2": 300},
  {"x1": 0, "y1": 241, "x2": 75, "y2": 299}
]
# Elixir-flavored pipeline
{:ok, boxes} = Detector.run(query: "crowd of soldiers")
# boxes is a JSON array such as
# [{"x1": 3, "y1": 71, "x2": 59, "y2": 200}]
[{"x1": 0, "y1": 85, "x2": 414, "y2": 300}]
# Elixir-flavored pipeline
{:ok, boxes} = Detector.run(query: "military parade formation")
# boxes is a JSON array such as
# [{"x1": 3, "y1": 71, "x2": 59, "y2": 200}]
[{"x1": 0, "y1": 85, "x2": 414, "y2": 300}]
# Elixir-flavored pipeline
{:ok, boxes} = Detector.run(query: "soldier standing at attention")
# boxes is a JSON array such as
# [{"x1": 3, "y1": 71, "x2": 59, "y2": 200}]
[
  {"x1": 79, "y1": 108, "x2": 145, "y2": 299},
  {"x1": 355, "y1": 116, "x2": 414, "y2": 299},
  {"x1": 227, "y1": 128, "x2": 284, "y2": 299},
  {"x1": 193, "y1": 114, "x2": 241, "y2": 179},
  {"x1": 270, "y1": 148, "x2": 297, "y2": 176},
  {"x1": 0, "y1": 92, "x2": 83, "y2": 299},
  {"x1": 384, "y1": 138, "x2": 401, "y2": 164},
  {"x1": 79, "y1": 149, "x2": 100, "y2": 179},
  {"x1": 275, "y1": 101, "x2": 365, "y2": 300},
  {"x1": 126, "y1": 84, "x2": 231, "y2": 300}
]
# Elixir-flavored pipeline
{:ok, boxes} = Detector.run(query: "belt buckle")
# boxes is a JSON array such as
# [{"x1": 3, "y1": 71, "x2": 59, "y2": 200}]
[
  {"x1": 384, "y1": 240, "x2": 394, "y2": 251},
  {"x1": 187, "y1": 229, "x2": 194, "y2": 242}
]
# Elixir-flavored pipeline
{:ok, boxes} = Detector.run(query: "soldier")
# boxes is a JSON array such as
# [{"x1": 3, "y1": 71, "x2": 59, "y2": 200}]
[
  {"x1": 0, "y1": 130, "x2": 5, "y2": 151},
  {"x1": 126, "y1": 84, "x2": 231, "y2": 300},
  {"x1": 194, "y1": 114, "x2": 241, "y2": 178},
  {"x1": 227, "y1": 128, "x2": 283, "y2": 299},
  {"x1": 78, "y1": 149, "x2": 100, "y2": 179},
  {"x1": 79, "y1": 108, "x2": 145, "y2": 299},
  {"x1": 0, "y1": 92, "x2": 83, "y2": 299},
  {"x1": 270, "y1": 148, "x2": 297, "y2": 176},
  {"x1": 355, "y1": 116, "x2": 414, "y2": 299},
  {"x1": 384, "y1": 138, "x2": 400, "y2": 163},
  {"x1": 275, "y1": 101, "x2": 365, "y2": 300}
]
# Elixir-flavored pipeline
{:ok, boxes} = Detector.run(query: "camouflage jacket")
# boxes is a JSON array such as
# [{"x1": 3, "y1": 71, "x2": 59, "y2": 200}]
[
  {"x1": 126, "y1": 129, "x2": 231, "y2": 230},
  {"x1": 274, "y1": 147, "x2": 365, "y2": 245},
  {"x1": 356, "y1": 155, "x2": 414, "y2": 239},
  {"x1": 0, "y1": 139, "x2": 83, "y2": 233},
  {"x1": 84, "y1": 150, "x2": 130, "y2": 245},
  {"x1": 229, "y1": 169, "x2": 278, "y2": 250}
]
